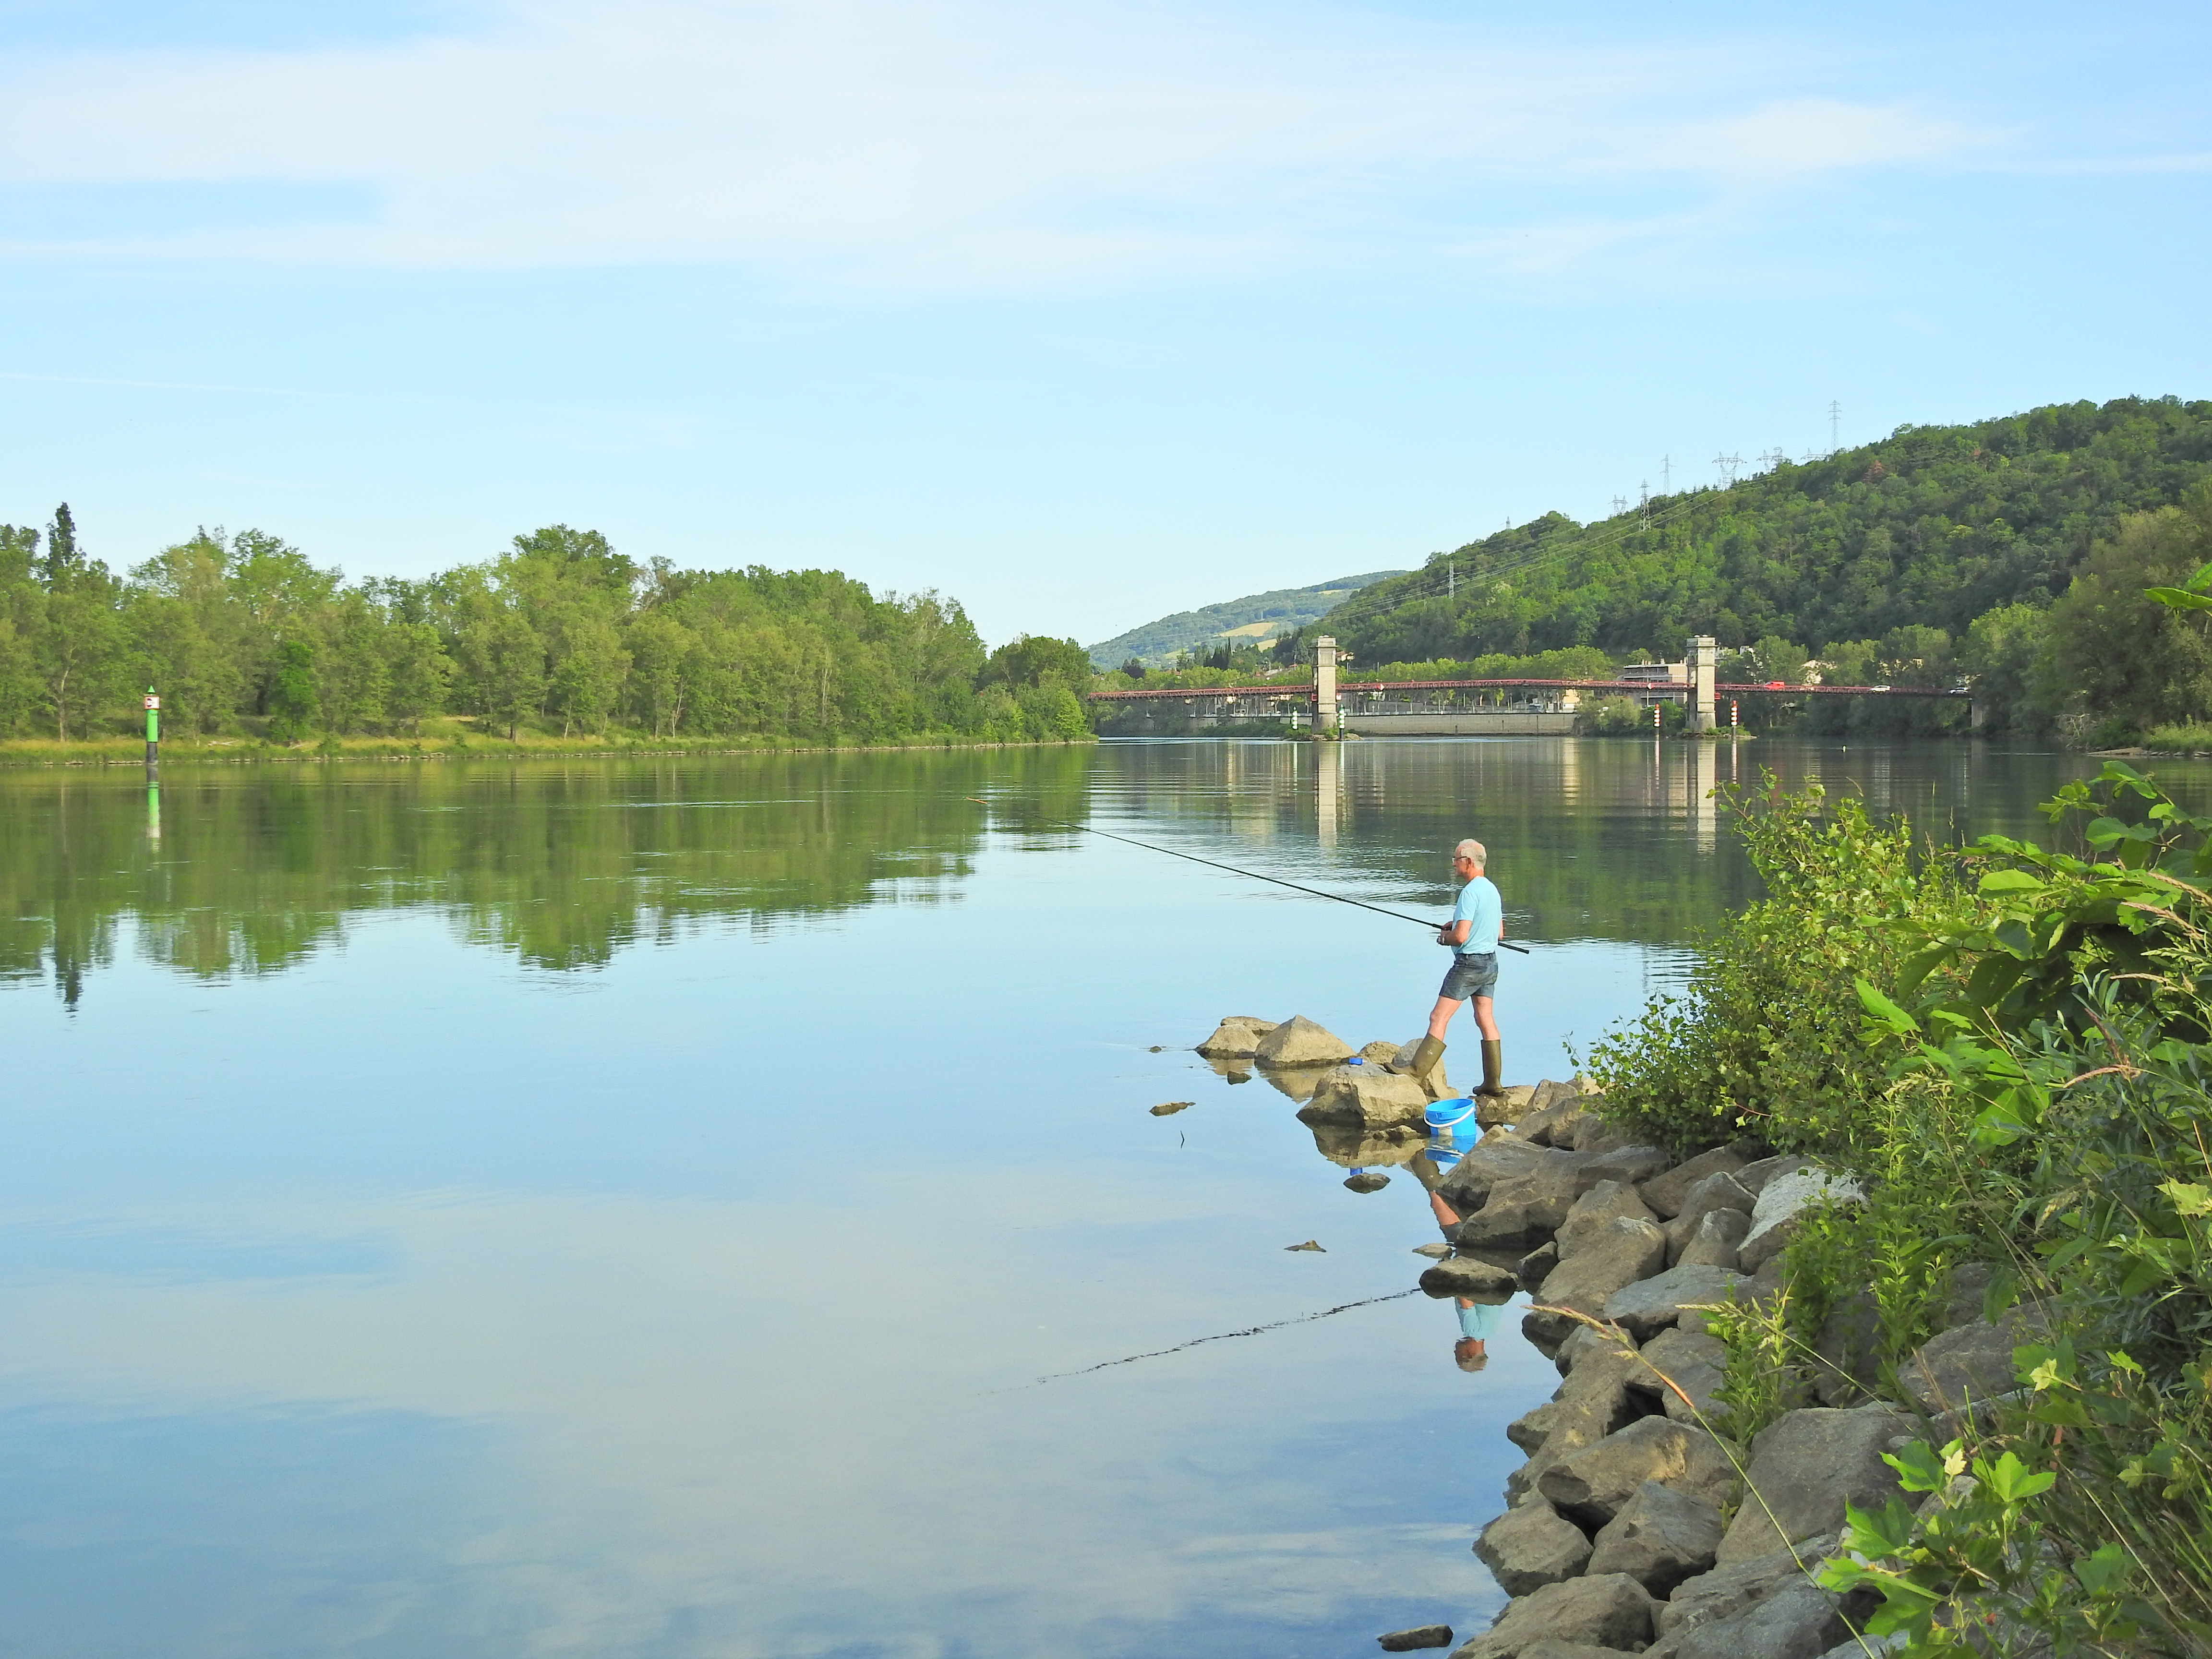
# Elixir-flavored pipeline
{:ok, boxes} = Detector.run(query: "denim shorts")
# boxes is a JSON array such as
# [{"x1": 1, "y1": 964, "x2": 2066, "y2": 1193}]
[{"x1": 1439, "y1": 951, "x2": 1499, "y2": 1001}]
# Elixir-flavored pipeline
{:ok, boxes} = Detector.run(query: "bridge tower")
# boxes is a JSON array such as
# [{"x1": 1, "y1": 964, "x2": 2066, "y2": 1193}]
[
  {"x1": 1314, "y1": 636, "x2": 1341, "y2": 733},
  {"x1": 1688, "y1": 636, "x2": 1718, "y2": 732}
]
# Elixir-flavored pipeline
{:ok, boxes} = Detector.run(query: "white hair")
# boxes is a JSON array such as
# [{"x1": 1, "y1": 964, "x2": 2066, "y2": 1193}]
[{"x1": 1454, "y1": 839, "x2": 1486, "y2": 868}]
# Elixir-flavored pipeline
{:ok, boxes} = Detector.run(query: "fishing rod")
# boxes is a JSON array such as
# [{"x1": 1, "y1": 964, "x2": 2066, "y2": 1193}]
[{"x1": 965, "y1": 798, "x2": 1532, "y2": 953}]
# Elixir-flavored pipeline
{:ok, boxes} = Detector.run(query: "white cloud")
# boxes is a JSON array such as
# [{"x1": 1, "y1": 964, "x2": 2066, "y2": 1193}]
[{"x1": 0, "y1": 0, "x2": 1987, "y2": 287}]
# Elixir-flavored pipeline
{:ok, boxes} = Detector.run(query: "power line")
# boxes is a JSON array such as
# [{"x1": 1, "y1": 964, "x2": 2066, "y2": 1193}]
[{"x1": 1829, "y1": 400, "x2": 1842, "y2": 455}]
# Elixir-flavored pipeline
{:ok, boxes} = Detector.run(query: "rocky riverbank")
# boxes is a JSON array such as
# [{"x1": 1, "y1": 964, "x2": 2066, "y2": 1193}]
[{"x1": 1194, "y1": 1013, "x2": 2042, "y2": 1659}]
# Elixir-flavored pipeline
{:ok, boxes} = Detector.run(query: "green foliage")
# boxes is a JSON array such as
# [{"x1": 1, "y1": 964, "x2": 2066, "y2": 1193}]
[
  {"x1": 1587, "y1": 774, "x2": 1951, "y2": 1153},
  {"x1": 1701, "y1": 1287, "x2": 1812, "y2": 1443},
  {"x1": 2048, "y1": 483, "x2": 2212, "y2": 741},
  {"x1": 1819, "y1": 1433, "x2": 2145, "y2": 1657},
  {"x1": 263, "y1": 639, "x2": 319, "y2": 744}
]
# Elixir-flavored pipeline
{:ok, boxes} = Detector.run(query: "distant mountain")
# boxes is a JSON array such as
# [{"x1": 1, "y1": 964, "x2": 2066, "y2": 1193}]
[{"x1": 1086, "y1": 570, "x2": 1408, "y2": 668}]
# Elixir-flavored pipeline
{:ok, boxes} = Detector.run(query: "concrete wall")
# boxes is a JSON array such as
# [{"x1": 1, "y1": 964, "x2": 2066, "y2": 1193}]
[{"x1": 1340, "y1": 710, "x2": 1579, "y2": 736}]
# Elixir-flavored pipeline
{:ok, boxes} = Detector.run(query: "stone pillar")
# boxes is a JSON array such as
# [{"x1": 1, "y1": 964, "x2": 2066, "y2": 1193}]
[
  {"x1": 1687, "y1": 635, "x2": 1718, "y2": 732},
  {"x1": 1314, "y1": 635, "x2": 1341, "y2": 733}
]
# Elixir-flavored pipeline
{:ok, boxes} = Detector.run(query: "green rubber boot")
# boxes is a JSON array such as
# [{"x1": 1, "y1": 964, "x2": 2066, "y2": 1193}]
[
  {"x1": 1476, "y1": 1040, "x2": 1506, "y2": 1097},
  {"x1": 1392, "y1": 1034, "x2": 1446, "y2": 1079}
]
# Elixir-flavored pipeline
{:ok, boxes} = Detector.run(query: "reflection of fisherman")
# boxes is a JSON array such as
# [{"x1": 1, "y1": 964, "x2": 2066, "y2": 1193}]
[
  {"x1": 1395, "y1": 839, "x2": 1506, "y2": 1098},
  {"x1": 1407, "y1": 1147, "x2": 1509, "y2": 1371}
]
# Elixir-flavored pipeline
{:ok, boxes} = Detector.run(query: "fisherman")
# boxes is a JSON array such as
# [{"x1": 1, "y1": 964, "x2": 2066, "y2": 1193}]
[{"x1": 1395, "y1": 839, "x2": 1506, "y2": 1098}]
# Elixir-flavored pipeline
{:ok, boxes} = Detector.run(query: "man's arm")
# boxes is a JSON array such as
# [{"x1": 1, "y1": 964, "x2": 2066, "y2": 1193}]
[{"x1": 1438, "y1": 918, "x2": 1472, "y2": 946}]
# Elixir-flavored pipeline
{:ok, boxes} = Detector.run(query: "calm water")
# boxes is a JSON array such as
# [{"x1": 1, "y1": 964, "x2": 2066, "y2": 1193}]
[{"x1": 0, "y1": 737, "x2": 2157, "y2": 1658}]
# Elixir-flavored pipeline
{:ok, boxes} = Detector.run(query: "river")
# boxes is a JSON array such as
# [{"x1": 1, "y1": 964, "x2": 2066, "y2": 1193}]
[{"x1": 0, "y1": 736, "x2": 2147, "y2": 1657}]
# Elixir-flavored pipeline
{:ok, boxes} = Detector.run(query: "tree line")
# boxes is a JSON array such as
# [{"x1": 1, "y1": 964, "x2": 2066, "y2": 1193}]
[{"x1": 0, "y1": 513, "x2": 1096, "y2": 746}]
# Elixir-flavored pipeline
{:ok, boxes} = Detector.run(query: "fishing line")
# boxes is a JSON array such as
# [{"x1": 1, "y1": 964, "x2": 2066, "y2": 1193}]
[
  {"x1": 992, "y1": 1288, "x2": 1426, "y2": 1390},
  {"x1": 966, "y1": 799, "x2": 1531, "y2": 951}
]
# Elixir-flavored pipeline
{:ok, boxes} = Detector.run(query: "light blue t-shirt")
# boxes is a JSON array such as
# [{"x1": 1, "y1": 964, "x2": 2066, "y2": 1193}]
[
  {"x1": 1457, "y1": 1298, "x2": 1509, "y2": 1340},
  {"x1": 1452, "y1": 875, "x2": 1501, "y2": 957}
]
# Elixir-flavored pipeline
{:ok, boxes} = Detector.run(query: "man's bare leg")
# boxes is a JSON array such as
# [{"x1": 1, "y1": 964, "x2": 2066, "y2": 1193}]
[
  {"x1": 1425, "y1": 995, "x2": 1461, "y2": 1040},
  {"x1": 1472, "y1": 996, "x2": 1499, "y2": 1041}
]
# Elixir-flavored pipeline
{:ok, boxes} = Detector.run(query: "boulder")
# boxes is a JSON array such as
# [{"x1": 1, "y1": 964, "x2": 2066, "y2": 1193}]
[
  {"x1": 1515, "y1": 1241, "x2": 1559, "y2": 1293},
  {"x1": 1811, "y1": 1291, "x2": 1882, "y2": 1407},
  {"x1": 1587, "y1": 1479, "x2": 1725, "y2": 1595},
  {"x1": 1378, "y1": 1626, "x2": 1455, "y2": 1652},
  {"x1": 1526, "y1": 1219, "x2": 1668, "y2": 1348},
  {"x1": 1345, "y1": 1172, "x2": 1392, "y2": 1193},
  {"x1": 1195, "y1": 1015, "x2": 1277, "y2": 1057},
  {"x1": 1656, "y1": 1535, "x2": 1838, "y2": 1639},
  {"x1": 1420, "y1": 1257, "x2": 1519, "y2": 1298},
  {"x1": 1673, "y1": 1209, "x2": 1749, "y2": 1272},
  {"x1": 1517, "y1": 1646, "x2": 1646, "y2": 1659},
  {"x1": 1580, "y1": 1145, "x2": 1674, "y2": 1186},
  {"x1": 1739, "y1": 1168, "x2": 1865, "y2": 1274},
  {"x1": 1732, "y1": 1154, "x2": 1813, "y2": 1197},
  {"x1": 1571, "y1": 1117, "x2": 1647, "y2": 1154},
  {"x1": 1509, "y1": 1341, "x2": 1646, "y2": 1455},
  {"x1": 1602, "y1": 1263, "x2": 1747, "y2": 1341},
  {"x1": 1557, "y1": 1181, "x2": 1660, "y2": 1259},
  {"x1": 1656, "y1": 1584, "x2": 1858, "y2": 1659},
  {"x1": 1537, "y1": 1416, "x2": 1739, "y2": 1527},
  {"x1": 1659, "y1": 1173, "x2": 1756, "y2": 1262},
  {"x1": 1386, "y1": 1036, "x2": 1454, "y2": 1100},
  {"x1": 1202, "y1": 1054, "x2": 1255, "y2": 1084},
  {"x1": 1450, "y1": 1574, "x2": 1655, "y2": 1659},
  {"x1": 1479, "y1": 1084, "x2": 1535, "y2": 1128},
  {"x1": 1640, "y1": 1147, "x2": 1755, "y2": 1220},
  {"x1": 1716, "y1": 1404, "x2": 1908, "y2": 1564},
  {"x1": 1555, "y1": 1322, "x2": 1637, "y2": 1377},
  {"x1": 1516, "y1": 1083, "x2": 1600, "y2": 1148},
  {"x1": 1630, "y1": 1328, "x2": 1728, "y2": 1425},
  {"x1": 1299, "y1": 1064, "x2": 1431, "y2": 1130},
  {"x1": 1253, "y1": 1014, "x2": 1355, "y2": 1067},
  {"x1": 1433, "y1": 1135, "x2": 1559, "y2": 1214},
  {"x1": 1940, "y1": 1262, "x2": 2000, "y2": 1328},
  {"x1": 1899, "y1": 1313, "x2": 2036, "y2": 1415},
  {"x1": 1474, "y1": 1496, "x2": 1593, "y2": 1595},
  {"x1": 1359, "y1": 1039, "x2": 1403, "y2": 1064}
]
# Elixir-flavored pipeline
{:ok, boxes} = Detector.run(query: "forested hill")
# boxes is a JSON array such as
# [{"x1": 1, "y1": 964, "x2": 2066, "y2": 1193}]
[
  {"x1": 1087, "y1": 569, "x2": 1405, "y2": 669},
  {"x1": 1305, "y1": 397, "x2": 2212, "y2": 669}
]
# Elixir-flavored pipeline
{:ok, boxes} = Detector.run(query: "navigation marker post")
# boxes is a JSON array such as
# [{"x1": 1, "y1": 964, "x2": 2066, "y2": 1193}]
[{"x1": 143, "y1": 687, "x2": 160, "y2": 769}]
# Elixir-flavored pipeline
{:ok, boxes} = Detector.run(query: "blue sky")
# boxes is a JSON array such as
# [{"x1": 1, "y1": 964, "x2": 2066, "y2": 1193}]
[{"x1": 1, "y1": 0, "x2": 2207, "y2": 646}]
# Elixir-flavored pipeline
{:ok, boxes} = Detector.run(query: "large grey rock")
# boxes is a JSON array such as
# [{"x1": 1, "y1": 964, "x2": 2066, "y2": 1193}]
[
  {"x1": 1298, "y1": 1063, "x2": 1432, "y2": 1130},
  {"x1": 1656, "y1": 1535, "x2": 1835, "y2": 1637},
  {"x1": 1420, "y1": 1256, "x2": 1518, "y2": 1298},
  {"x1": 1253, "y1": 1014, "x2": 1355, "y2": 1067},
  {"x1": 1558, "y1": 1181, "x2": 1659, "y2": 1259},
  {"x1": 1516, "y1": 1082, "x2": 1600, "y2": 1148},
  {"x1": 1195, "y1": 1015, "x2": 1277, "y2": 1057},
  {"x1": 1673, "y1": 1208, "x2": 1749, "y2": 1272},
  {"x1": 1658, "y1": 1584, "x2": 1858, "y2": 1659},
  {"x1": 1630, "y1": 1327, "x2": 1728, "y2": 1425},
  {"x1": 1640, "y1": 1147, "x2": 1755, "y2": 1219},
  {"x1": 1739, "y1": 1169, "x2": 1865, "y2": 1274},
  {"x1": 1517, "y1": 1646, "x2": 1649, "y2": 1659},
  {"x1": 1660, "y1": 1173, "x2": 1756, "y2": 1262},
  {"x1": 1602, "y1": 1263, "x2": 1747, "y2": 1341},
  {"x1": 1474, "y1": 1496, "x2": 1593, "y2": 1595},
  {"x1": 1580, "y1": 1145, "x2": 1675, "y2": 1187},
  {"x1": 1506, "y1": 1340, "x2": 1649, "y2": 1504},
  {"x1": 1587, "y1": 1479, "x2": 1725, "y2": 1595},
  {"x1": 1538, "y1": 1416, "x2": 1739, "y2": 1527},
  {"x1": 1526, "y1": 1218, "x2": 1668, "y2": 1347},
  {"x1": 1387, "y1": 1035, "x2": 1454, "y2": 1100},
  {"x1": 1717, "y1": 1404, "x2": 1908, "y2": 1564},
  {"x1": 1433, "y1": 1134, "x2": 1557, "y2": 1213},
  {"x1": 1733, "y1": 1154, "x2": 1813, "y2": 1197},
  {"x1": 1515, "y1": 1241, "x2": 1559, "y2": 1293},
  {"x1": 1812, "y1": 1291, "x2": 1882, "y2": 1407},
  {"x1": 1450, "y1": 1574, "x2": 1655, "y2": 1659},
  {"x1": 1899, "y1": 1314, "x2": 2036, "y2": 1415},
  {"x1": 1479, "y1": 1083, "x2": 1537, "y2": 1128},
  {"x1": 1378, "y1": 1626, "x2": 1455, "y2": 1652},
  {"x1": 1555, "y1": 1322, "x2": 1635, "y2": 1377}
]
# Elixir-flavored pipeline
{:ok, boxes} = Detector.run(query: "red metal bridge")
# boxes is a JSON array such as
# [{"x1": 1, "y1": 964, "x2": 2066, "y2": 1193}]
[{"x1": 1089, "y1": 677, "x2": 1960, "y2": 704}]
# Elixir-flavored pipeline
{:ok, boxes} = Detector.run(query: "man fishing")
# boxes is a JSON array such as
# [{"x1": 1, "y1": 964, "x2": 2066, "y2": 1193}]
[{"x1": 1395, "y1": 839, "x2": 1507, "y2": 1098}]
